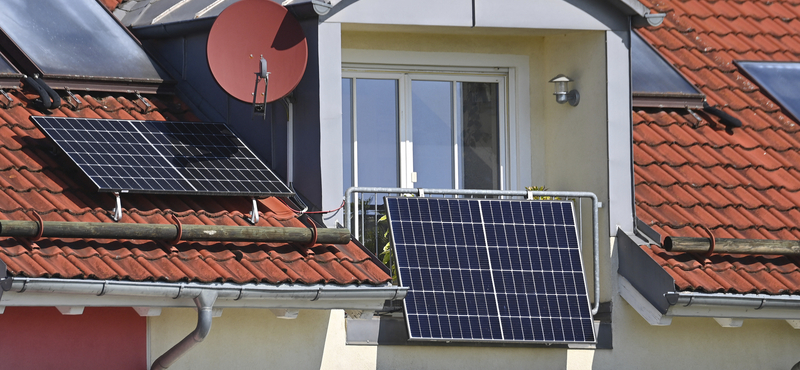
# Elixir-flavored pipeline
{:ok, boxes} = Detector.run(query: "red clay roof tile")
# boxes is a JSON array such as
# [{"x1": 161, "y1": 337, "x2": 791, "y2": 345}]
[
  {"x1": 0, "y1": 86, "x2": 390, "y2": 286},
  {"x1": 635, "y1": 0, "x2": 800, "y2": 295}
]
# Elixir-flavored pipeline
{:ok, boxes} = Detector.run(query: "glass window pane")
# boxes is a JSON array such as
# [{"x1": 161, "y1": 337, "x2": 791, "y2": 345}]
[
  {"x1": 342, "y1": 78, "x2": 353, "y2": 190},
  {"x1": 356, "y1": 79, "x2": 398, "y2": 187},
  {"x1": 412, "y1": 80, "x2": 453, "y2": 189},
  {"x1": 459, "y1": 82, "x2": 499, "y2": 190}
]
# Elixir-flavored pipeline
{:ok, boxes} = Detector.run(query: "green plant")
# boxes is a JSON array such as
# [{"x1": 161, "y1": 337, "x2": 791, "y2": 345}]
[
  {"x1": 525, "y1": 186, "x2": 562, "y2": 200},
  {"x1": 377, "y1": 214, "x2": 398, "y2": 283}
]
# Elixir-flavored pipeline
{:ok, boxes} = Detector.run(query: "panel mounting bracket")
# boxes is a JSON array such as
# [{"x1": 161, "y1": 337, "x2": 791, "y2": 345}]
[
  {"x1": 135, "y1": 91, "x2": 151, "y2": 111},
  {"x1": 246, "y1": 197, "x2": 259, "y2": 224},
  {"x1": 64, "y1": 87, "x2": 81, "y2": 110},
  {"x1": 111, "y1": 192, "x2": 123, "y2": 222},
  {"x1": 0, "y1": 89, "x2": 12, "y2": 108}
]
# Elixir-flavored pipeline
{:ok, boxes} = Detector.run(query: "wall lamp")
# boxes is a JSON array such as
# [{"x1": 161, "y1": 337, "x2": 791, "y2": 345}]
[{"x1": 549, "y1": 74, "x2": 580, "y2": 106}]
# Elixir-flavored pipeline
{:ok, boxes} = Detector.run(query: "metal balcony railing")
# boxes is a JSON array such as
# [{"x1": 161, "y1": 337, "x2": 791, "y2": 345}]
[{"x1": 344, "y1": 187, "x2": 601, "y2": 315}]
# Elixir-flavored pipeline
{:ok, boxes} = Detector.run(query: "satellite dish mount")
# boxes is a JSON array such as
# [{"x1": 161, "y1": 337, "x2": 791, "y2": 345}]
[{"x1": 252, "y1": 56, "x2": 270, "y2": 120}]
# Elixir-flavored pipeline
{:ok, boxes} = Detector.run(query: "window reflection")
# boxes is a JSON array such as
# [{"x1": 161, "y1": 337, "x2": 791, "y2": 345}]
[
  {"x1": 412, "y1": 80, "x2": 453, "y2": 189},
  {"x1": 355, "y1": 79, "x2": 399, "y2": 187},
  {"x1": 460, "y1": 82, "x2": 499, "y2": 189}
]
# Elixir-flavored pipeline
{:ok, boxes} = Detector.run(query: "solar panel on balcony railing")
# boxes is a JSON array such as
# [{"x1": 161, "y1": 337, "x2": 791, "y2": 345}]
[{"x1": 386, "y1": 197, "x2": 595, "y2": 344}]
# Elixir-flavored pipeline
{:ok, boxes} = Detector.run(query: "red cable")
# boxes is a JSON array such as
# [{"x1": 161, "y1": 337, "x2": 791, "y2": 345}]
[{"x1": 279, "y1": 198, "x2": 346, "y2": 215}]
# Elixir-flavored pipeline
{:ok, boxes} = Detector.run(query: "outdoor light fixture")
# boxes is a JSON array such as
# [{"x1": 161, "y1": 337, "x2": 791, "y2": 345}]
[{"x1": 549, "y1": 74, "x2": 580, "y2": 106}]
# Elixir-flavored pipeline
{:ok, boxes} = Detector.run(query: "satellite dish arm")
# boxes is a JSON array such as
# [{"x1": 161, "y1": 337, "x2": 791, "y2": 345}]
[{"x1": 252, "y1": 56, "x2": 270, "y2": 120}]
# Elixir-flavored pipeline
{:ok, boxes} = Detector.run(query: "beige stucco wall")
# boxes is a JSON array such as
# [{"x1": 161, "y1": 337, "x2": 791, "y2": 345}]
[
  {"x1": 147, "y1": 301, "x2": 800, "y2": 370},
  {"x1": 149, "y1": 308, "x2": 336, "y2": 369}
]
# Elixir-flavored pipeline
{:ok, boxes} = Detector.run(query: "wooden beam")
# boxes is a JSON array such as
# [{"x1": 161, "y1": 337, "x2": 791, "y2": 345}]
[
  {"x1": 0, "y1": 220, "x2": 351, "y2": 245},
  {"x1": 665, "y1": 236, "x2": 800, "y2": 256}
]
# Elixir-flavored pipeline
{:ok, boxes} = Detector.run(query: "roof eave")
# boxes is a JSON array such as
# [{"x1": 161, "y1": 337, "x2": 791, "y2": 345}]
[
  {"x1": 610, "y1": 0, "x2": 649, "y2": 17},
  {"x1": 618, "y1": 231, "x2": 800, "y2": 328},
  {"x1": 1, "y1": 277, "x2": 406, "y2": 311},
  {"x1": 621, "y1": 276, "x2": 800, "y2": 329}
]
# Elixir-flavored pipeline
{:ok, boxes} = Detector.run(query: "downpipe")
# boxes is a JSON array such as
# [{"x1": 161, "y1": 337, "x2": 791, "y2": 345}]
[{"x1": 150, "y1": 290, "x2": 217, "y2": 370}]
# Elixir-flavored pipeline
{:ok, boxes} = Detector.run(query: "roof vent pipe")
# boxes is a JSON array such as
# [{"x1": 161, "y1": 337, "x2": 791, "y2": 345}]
[{"x1": 150, "y1": 290, "x2": 217, "y2": 370}]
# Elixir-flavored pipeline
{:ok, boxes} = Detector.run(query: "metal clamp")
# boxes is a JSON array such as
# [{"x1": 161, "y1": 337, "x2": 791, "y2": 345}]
[
  {"x1": 252, "y1": 56, "x2": 269, "y2": 120},
  {"x1": 169, "y1": 214, "x2": 183, "y2": 245},
  {"x1": 111, "y1": 192, "x2": 123, "y2": 222},
  {"x1": 0, "y1": 89, "x2": 12, "y2": 108},
  {"x1": 65, "y1": 87, "x2": 81, "y2": 110},
  {"x1": 135, "y1": 91, "x2": 151, "y2": 111}
]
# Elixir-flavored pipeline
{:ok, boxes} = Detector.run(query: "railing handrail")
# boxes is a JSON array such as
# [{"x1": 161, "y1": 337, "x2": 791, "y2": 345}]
[{"x1": 344, "y1": 186, "x2": 601, "y2": 316}]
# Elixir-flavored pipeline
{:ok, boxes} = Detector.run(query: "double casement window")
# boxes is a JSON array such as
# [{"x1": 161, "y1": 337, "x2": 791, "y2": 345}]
[{"x1": 342, "y1": 67, "x2": 507, "y2": 191}]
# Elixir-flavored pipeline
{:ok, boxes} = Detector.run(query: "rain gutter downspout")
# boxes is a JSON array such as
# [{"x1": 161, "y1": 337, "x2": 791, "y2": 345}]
[{"x1": 151, "y1": 290, "x2": 217, "y2": 370}]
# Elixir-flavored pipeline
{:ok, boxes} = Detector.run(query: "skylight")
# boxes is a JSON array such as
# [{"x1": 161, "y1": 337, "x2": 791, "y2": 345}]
[
  {"x1": 737, "y1": 61, "x2": 800, "y2": 122},
  {"x1": 0, "y1": 0, "x2": 168, "y2": 92},
  {"x1": 631, "y1": 31, "x2": 704, "y2": 108}
]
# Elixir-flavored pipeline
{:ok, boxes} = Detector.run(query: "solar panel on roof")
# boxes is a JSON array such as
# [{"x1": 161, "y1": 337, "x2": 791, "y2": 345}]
[
  {"x1": 31, "y1": 117, "x2": 293, "y2": 197},
  {"x1": 737, "y1": 61, "x2": 800, "y2": 122},
  {"x1": 386, "y1": 197, "x2": 595, "y2": 344},
  {"x1": 0, "y1": 0, "x2": 164, "y2": 83}
]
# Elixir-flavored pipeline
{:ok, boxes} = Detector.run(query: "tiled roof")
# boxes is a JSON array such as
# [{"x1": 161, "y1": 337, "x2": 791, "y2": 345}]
[
  {"x1": 0, "y1": 86, "x2": 390, "y2": 286},
  {"x1": 634, "y1": 0, "x2": 800, "y2": 294}
]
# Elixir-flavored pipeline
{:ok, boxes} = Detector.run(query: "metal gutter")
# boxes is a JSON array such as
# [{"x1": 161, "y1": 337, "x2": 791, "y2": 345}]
[
  {"x1": 4, "y1": 278, "x2": 406, "y2": 310},
  {"x1": 665, "y1": 291, "x2": 800, "y2": 310}
]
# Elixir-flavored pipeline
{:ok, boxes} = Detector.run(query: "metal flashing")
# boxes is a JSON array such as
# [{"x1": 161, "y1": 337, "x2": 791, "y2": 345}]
[
  {"x1": 632, "y1": 92, "x2": 705, "y2": 109},
  {"x1": 616, "y1": 229, "x2": 675, "y2": 313}
]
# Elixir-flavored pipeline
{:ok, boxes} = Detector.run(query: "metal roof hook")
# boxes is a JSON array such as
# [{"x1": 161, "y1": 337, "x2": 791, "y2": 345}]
[
  {"x1": 65, "y1": 87, "x2": 81, "y2": 110},
  {"x1": 111, "y1": 192, "x2": 123, "y2": 222},
  {"x1": 251, "y1": 56, "x2": 269, "y2": 120},
  {"x1": 246, "y1": 197, "x2": 260, "y2": 225}
]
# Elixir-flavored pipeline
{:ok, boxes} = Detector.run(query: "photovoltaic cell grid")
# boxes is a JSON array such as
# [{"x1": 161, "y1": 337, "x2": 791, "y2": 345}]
[
  {"x1": 31, "y1": 117, "x2": 293, "y2": 197},
  {"x1": 386, "y1": 197, "x2": 595, "y2": 343}
]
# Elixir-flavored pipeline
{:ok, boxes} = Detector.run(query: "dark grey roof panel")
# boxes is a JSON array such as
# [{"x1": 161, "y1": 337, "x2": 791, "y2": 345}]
[
  {"x1": 738, "y1": 61, "x2": 800, "y2": 123},
  {"x1": 631, "y1": 31, "x2": 699, "y2": 95},
  {"x1": 0, "y1": 0, "x2": 164, "y2": 82}
]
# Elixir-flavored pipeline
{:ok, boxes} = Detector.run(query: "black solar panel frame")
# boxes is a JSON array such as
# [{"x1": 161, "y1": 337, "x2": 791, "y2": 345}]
[
  {"x1": 32, "y1": 116, "x2": 293, "y2": 197},
  {"x1": 386, "y1": 196, "x2": 596, "y2": 344}
]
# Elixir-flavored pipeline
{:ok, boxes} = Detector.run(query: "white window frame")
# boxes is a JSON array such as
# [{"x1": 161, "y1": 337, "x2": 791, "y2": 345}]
[
  {"x1": 341, "y1": 49, "x2": 530, "y2": 190},
  {"x1": 344, "y1": 65, "x2": 512, "y2": 190}
]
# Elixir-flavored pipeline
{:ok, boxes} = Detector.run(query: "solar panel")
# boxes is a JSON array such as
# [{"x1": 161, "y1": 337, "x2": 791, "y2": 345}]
[
  {"x1": 0, "y1": 0, "x2": 164, "y2": 83},
  {"x1": 386, "y1": 197, "x2": 595, "y2": 343},
  {"x1": 31, "y1": 117, "x2": 292, "y2": 197},
  {"x1": 737, "y1": 61, "x2": 800, "y2": 123}
]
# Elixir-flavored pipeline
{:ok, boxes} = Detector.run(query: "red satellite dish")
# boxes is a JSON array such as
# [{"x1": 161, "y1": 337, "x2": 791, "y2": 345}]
[{"x1": 207, "y1": 0, "x2": 308, "y2": 103}]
